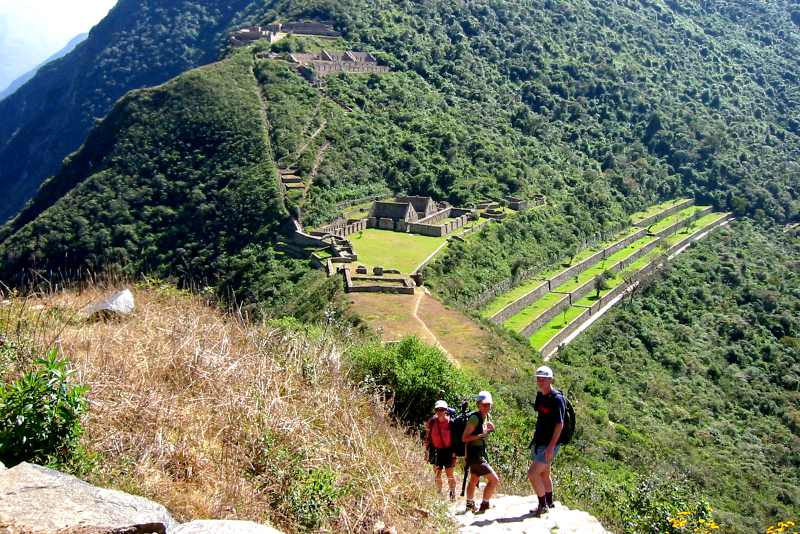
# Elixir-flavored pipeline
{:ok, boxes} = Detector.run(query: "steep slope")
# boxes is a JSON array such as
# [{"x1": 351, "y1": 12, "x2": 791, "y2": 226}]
[
  {"x1": 0, "y1": 50, "x2": 308, "y2": 307},
  {"x1": 3, "y1": 0, "x2": 800, "y2": 227},
  {"x1": 0, "y1": 0, "x2": 257, "y2": 222},
  {"x1": 0, "y1": 33, "x2": 88, "y2": 102}
]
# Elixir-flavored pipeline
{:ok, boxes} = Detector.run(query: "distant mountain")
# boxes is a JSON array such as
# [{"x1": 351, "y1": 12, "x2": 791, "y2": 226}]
[
  {"x1": 0, "y1": 33, "x2": 88, "y2": 102},
  {"x1": 0, "y1": 0, "x2": 259, "y2": 223}
]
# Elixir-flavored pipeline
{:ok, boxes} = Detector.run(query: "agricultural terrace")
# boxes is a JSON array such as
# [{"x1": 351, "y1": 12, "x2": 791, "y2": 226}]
[
  {"x1": 480, "y1": 226, "x2": 642, "y2": 318},
  {"x1": 631, "y1": 198, "x2": 691, "y2": 223},
  {"x1": 647, "y1": 204, "x2": 707, "y2": 233},
  {"x1": 551, "y1": 235, "x2": 658, "y2": 294},
  {"x1": 480, "y1": 197, "x2": 728, "y2": 355},
  {"x1": 528, "y1": 211, "x2": 729, "y2": 352},
  {"x1": 349, "y1": 228, "x2": 448, "y2": 273},
  {"x1": 503, "y1": 292, "x2": 568, "y2": 332},
  {"x1": 529, "y1": 305, "x2": 586, "y2": 350}
]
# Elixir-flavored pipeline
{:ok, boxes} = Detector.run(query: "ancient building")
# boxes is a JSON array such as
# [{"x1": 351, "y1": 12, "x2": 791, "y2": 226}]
[{"x1": 289, "y1": 50, "x2": 391, "y2": 77}]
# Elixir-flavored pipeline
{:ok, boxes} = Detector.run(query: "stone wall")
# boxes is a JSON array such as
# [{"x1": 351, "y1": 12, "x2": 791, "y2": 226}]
[
  {"x1": 548, "y1": 250, "x2": 605, "y2": 290},
  {"x1": 378, "y1": 217, "x2": 395, "y2": 230},
  {"x1": 539, "y1": 308, "x2": 592, "y2": 358},
  {"x1": 634, "y1": 199, "x2": 695, "y2": 228},
  {"x1": 665, "y1": 214, "x2": 733, "y2": 256},
  {"x1": 601, "y1": 229, "x2": 647, "y2": 259},
  {"x1": 418, "y1": 207, "x2": 452, "y2": 225},
  {"x1": 406, "y1": 213, "x2": 469, "y2": 237},
  {"x1": 653, "y1": 206, "x2": 713, "y2": 237},
  {"x1": 519, "y1": 294, "x2": 571, "y2": 338},
  {"x1": 489, "y1": 280, "x2": 549, "y2": 324}
]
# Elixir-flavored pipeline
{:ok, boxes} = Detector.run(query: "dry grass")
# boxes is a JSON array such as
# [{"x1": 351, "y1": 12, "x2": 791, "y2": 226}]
[{"x1": 0, "y1": 285, "x2": 453, "y2": 534}]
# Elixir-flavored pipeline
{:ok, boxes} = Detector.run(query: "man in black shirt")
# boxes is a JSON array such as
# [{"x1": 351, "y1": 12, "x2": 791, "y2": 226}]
[{"x1": 527, "y1": 365, "x2": 565, "y2": 517}]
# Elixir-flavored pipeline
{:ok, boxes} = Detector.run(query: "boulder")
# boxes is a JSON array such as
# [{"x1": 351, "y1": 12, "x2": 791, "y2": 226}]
[
  {"x1": 0, "y1": 460, "x2": 5, "y2": 471},
  {"x1": 0, "y1": 463, "x2": 176, "y2": 533},
  {"x1": 172, "y1": 521, "x2": 284, "y2": 534},
  {"x1": 80, "y1": 289, "x2": 135, "y2": 318}
]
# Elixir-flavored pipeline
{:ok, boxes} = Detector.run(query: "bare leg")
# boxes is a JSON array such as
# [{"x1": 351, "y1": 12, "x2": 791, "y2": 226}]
[
  {"x1": 542, "y1": 464, "x2": 553, "y2": 494},
  {"x1": 466, "y1": 473, "x2": 480, "y2": 501},
  {"x1": 482, "y1": 469, "x2": 500, "y2": 502},
  {"x1": 531, "y1": 462, "x2": 548, "y2": 497},
  {"x1": 445, "y1": 466, "x2": 456, "y2": 495},
  {"x1": 434, "y1": 466, "x2": 443, "y2": 494}
]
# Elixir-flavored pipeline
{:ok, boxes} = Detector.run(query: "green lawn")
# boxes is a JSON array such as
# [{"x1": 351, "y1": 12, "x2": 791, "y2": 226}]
[
  {"x1": 631, "y1": 198, "x2": 691, "y2": 223},
  {"x1": 529, "y1": 305, "x2": 587, "y2": 350},
  {"x1": 648, "y1": 205, "x2": 709, "y2": 233},
  {"x1": 503, "y1": 292, "x2": 569, "y2": 332},
  {"x1": 350, "y1": 228, "x2": 448, "y2": 273}
]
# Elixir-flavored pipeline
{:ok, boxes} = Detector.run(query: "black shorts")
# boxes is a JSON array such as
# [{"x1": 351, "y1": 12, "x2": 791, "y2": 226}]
[{"x1": 429, "y1": 447, "x2": 455, "y2": 468}]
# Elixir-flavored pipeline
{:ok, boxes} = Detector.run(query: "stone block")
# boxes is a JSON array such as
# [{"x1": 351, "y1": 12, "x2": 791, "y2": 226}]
[{"x1": 0, "y1": 463, "x2": 176, "y2": 533}]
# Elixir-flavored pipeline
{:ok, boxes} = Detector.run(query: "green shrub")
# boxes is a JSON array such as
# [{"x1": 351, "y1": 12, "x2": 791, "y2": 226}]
[
  {"x1": 289, "y1": 467, "x2": 343, "y2": 531},
  {"x1": 348, "y1": 336, "x2": 474, "y2": 425},
  {"x1": 0, "y1": 349, "x2": 89, "y2": 467}
]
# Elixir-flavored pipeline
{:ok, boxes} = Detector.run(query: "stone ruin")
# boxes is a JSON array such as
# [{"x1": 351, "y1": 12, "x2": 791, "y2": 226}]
[
  {"x1": 289, "y1": 50, "x2": 391, "y2": 77},
  {"x1": 230, "y1": 20, "x2": 340, "y2": 47}
]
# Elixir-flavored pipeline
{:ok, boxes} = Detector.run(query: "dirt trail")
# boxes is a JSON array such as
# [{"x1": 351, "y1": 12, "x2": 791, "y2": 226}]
[
  {"x1": 412, "y1": 289, "x2": 451, "y2": 358},
  {"x1": 452, "y1": 495, "x2": 609, "y2": 533}
]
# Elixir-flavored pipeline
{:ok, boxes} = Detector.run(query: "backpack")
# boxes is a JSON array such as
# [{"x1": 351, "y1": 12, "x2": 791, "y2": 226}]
[
  {"x1": 449, "y1": 410, "x2": 480, "y2": 457},
  {"x1": 558, "y1": 391, "x2": 576, "y2": 445}
]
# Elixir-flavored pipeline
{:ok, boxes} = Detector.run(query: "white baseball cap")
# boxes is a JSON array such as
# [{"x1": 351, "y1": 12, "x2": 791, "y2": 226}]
[
  {"x1": 475, "y1": 390, "x2": 493, "y2": 404},
  {"x1": 536, "y1": 365, "x2": 554, "y2": 379},
  {"x1": 434, "y1": 400, "x2": 449, "y2": 410}
]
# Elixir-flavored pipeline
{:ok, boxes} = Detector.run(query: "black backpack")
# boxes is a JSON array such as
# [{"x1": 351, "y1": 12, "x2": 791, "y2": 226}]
[
  {"x1": 558, "y1": 391, "x2": 576, "y2": 445},
  {"x1": 449, "y1": 410, "x2": 480, "y2": 457}
]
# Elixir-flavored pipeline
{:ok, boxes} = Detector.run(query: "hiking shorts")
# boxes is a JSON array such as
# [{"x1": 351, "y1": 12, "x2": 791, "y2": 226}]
[
  {"x1": 531, "y1": 444, "x2": 561, "y2": 464},
  {"x1": 429, "y1": 447, "x2": 455, "y2": 469},
  {"x1": 468, "y1": 460, "x2": 495, "y2": 477}
]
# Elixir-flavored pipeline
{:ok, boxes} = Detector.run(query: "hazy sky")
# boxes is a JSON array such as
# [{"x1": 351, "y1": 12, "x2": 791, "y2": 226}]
[{"x1": 0, "y1": 0, "x2": 117, "y2": 91}]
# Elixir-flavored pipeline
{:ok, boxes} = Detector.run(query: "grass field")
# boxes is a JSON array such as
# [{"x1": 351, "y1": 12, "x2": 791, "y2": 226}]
[
  {"x1": 349, "y1": 229, "x2": 448, "y2": 273},
  {"x1": 648, "y1": 205, "x2": 709, "y2": 233},
  {"x1": 529, "y1": 305, "x2": 587, "y2": 350},
  {"x1": 631, "y1": 198, "x2": 691, "y2": 223}
]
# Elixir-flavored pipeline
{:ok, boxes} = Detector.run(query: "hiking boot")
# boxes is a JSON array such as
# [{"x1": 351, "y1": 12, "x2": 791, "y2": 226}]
[
  {"x1": 530, "y1": 504, "x2": 549, "y2": 517},
  {"x1": 465, "y1": 500, "x2": 476, "y2": 513},
  {"x1": 475, "y1": 501, "x2": 490, "y2": 514}
]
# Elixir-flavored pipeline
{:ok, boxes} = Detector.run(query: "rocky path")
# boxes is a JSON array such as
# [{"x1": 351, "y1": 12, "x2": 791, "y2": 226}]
[{"x1": 452, "y1": 495, "x2": 610, "y2": 534}]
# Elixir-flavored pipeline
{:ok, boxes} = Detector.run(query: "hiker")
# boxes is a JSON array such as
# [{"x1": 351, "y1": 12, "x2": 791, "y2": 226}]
[
  {"x1": 424, "y1": 400, "x2": 457, "y2": 500},
  {"x1": 463, "y1": 390, "x2": 500, "y2": 514},
  {"x1": 528, "y1": 365, "x2": 566, "y2": 517}
]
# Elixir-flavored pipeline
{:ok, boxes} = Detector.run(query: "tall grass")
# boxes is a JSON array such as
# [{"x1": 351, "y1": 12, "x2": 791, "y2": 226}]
[{"x1": 0, "y1": 283, "x2": 452, "y2": 533}]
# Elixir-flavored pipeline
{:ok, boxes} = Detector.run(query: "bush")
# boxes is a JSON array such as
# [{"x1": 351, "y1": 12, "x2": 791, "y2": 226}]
[
  {"x1": 0, "y1": 349, "x2": 89, "y2": 467},
  {"x1": 348, "y1": 336, "x2": 474, "y2": 425}
]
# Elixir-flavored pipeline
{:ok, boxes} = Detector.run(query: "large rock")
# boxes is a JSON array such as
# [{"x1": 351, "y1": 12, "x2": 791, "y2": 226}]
[
  {"x1": 80, "y1": 289, "x2": 135, "y2": 318},
  {"x1": 452, "y1": 494, "x2": 610, "y2": 534},
  {"x1": 0, "y1": 460, "x2": 5, "y2": 471},
  {"x1": 0, "y1": 463, "x2": 176, "y2": 533},
  {"x1": 172, "y1": 521, "x2": 284, "y2": 534}
]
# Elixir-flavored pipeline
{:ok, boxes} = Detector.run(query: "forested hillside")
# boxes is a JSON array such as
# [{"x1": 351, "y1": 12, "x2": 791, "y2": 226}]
[
  {"x1": 0, "y1": 0, "x2": 262, "y2": 222},
  {"x1": 2, "y1": 0, "x2": 799, "y2": 300},
  {"x1": 552, "y1": 221, "x2": 800, "y2": 532}
]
